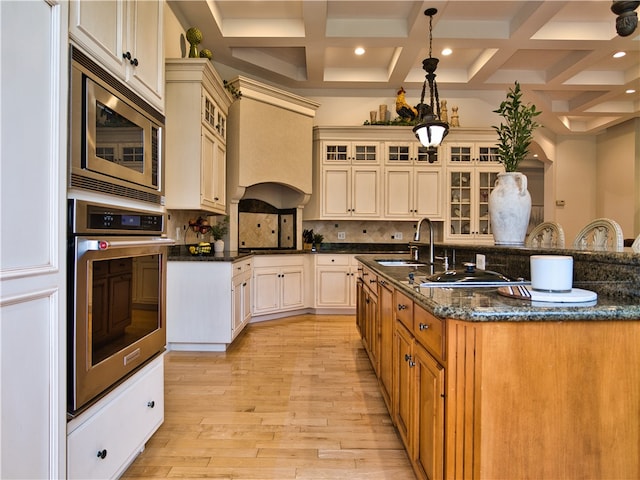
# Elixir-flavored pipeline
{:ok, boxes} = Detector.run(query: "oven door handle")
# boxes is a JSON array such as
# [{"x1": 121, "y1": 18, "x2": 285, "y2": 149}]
[{"x1": 80, "y1": 237, "x2": 175, "y2": 252}]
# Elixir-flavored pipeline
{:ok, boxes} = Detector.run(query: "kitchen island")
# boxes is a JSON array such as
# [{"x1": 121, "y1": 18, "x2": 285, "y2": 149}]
[{"x1": 355, "y1": 254, "x2": 639, "y2": 480}]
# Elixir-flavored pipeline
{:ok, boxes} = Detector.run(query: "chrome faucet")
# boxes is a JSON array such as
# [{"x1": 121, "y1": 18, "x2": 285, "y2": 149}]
[{"x1": 413, "y1": 217, "x2": 435, "y2": 267}]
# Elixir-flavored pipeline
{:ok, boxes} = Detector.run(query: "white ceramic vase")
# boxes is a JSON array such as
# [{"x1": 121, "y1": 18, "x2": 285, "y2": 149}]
[
  {"x1": 214, "y1": 239, "x2": 224, "y2": 253},
  {"x1": 489, "y1": 172, "x2": 531, "y2": 246}
]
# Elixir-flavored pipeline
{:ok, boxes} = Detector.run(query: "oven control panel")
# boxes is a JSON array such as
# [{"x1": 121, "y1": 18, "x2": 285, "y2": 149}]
[{"x1": 69, "y1": 199, "x2": 165, "y2": 235}]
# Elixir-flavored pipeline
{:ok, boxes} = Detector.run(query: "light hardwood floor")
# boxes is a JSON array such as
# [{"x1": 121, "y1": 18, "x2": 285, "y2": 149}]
[{"x1": 122, "y1": 314, "x2": 416, "y2": 479}]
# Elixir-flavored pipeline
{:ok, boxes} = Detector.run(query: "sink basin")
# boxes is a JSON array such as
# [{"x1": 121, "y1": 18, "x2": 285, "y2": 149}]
[{"x1": 376, "y1": 259, "x2": 429, "y2": 267}]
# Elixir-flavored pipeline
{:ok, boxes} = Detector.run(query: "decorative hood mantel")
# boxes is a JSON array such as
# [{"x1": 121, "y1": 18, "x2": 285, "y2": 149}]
[
  {"x1": 225, "y1": 76, "x2": 320, "y2": 250},
  {"x1": 226, "y1": 76, "x2": 320, "y2": 205}
]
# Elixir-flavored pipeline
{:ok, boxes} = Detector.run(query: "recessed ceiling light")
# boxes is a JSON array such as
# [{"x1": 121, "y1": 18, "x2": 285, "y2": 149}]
[
  {"x1": 626, "y1": 89, "x2": 636, "y2": 94},
  {"x1": 354, "y1": 47, "x2": 365, "y2": 56},
  {"x1": 613, "y1": 51, "x2": 626, "y2": 58},
  {"x1": 441, "y1": 48, "x2": 452, "y2": 56}
]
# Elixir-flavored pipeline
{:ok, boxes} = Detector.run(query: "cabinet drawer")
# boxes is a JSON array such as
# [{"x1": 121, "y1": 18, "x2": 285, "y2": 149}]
[
  {"x1": 395, "y1": 290, "x2": 413, "y2": 330},
  {"x1": 67, "y1": 356, "x2": 164, "y2": 479},
  {"x1": 360, "y1": 267, "x2": 379, "y2": 295},
  {"x1": 316, "y1": 254, "x2": 351, "y2": 266},
  {"x1": 233, "y1": 258, "x2": 253, "y2": 275},
  {"x1": 414, "y1": 306, "x2": 444, "y2": 360}
]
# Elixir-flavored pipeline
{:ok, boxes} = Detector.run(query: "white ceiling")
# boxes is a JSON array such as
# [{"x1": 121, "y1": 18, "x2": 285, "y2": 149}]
[{"x1": 167, "y1": 0, "x2": 640, "y2": 135}]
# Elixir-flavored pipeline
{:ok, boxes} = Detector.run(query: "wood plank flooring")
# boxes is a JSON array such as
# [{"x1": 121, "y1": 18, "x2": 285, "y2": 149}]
[{"x1": 121, "y1": 314, "x2": 415, "y2": 479}]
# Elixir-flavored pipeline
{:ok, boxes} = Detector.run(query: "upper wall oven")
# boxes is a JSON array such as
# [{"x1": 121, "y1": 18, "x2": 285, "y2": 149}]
[{"x1": 69, "y1": 47, "x2": 165, "y2": 205}]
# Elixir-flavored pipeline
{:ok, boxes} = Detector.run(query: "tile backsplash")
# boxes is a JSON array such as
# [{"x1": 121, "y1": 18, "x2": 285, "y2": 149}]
[{"x1": 302, "y1": 220, "x2": 444, "y2": 244}]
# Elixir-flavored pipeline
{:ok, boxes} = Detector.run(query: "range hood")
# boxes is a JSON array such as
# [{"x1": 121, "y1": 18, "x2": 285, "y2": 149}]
[{"x1": 225, "y1": 76, "x2": 320, "y2": 250}]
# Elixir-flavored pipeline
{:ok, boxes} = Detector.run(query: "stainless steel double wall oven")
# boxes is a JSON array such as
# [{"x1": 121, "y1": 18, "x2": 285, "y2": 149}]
[{"x1": 67, "y1": 46, "x2": 171, "y2": 416}]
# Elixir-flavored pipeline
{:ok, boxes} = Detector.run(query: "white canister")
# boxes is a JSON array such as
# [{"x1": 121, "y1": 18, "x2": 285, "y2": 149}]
[{"x1": 530, "y1": 255, "x2": 573, "y2": 292}]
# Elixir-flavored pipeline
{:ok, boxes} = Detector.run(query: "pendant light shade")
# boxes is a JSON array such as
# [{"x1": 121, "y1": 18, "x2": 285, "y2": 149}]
[{"x1": 413, "y1": 8, "x2": 449, "y2": 148}]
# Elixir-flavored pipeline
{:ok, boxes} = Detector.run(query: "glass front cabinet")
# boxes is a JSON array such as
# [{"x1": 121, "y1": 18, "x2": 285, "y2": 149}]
[{"x1": 445, "y1": 142, "x2": 503, "y2": 243}]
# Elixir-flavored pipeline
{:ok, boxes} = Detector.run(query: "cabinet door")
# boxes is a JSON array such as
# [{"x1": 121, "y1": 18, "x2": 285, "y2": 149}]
[
  {"x1": 1, "y1": 3, "x2": 67, "y2": 476},
  {"x1": 253, "y1": 268, "x2": 280, "y2": 315},
  {"x1": 232, "y1": 271, "x2": 251, "y2": 337},
  {"x1": 281, "y1": 267, "x2": 304, "y2": 310},
  {"x1": 316, "y1": 267, "x2": 351, "y2": 307},
  {"x1": 385, "y1": 167, "x2": 413, "y2": 218},
  {"x1": 414, "y1": 169, "x2": 442, "y2": 219},
  {"x1": 366, "y1": 288, "x2": 380, "y2": 373},
  {"x1": 394, "y1": 322, "x2": 414, "y2": 451},
  {"x1": 447, "y1": 169, "x2": 473, "y2": 239},
  {"x1": 378, "y1": 279, "x2": 394, "y2": 411},
  {"x1": 322, "y1": 167, "x2": 350, "y2": 217},
  {"x1": 352, "y1": 167, "x2": 380, "y2": 216},
  {"x1": 126, "y1": 0, "x2": 164, "y2": 108},
  {"x1": 200, "y1": 128, "x2": 226, "y2": 214},
  {"x1": 69, "y1": 0, "x2": 124, "y2": 73},
  {"x1": 414, "y1": 342, "x2": 445, "y2": 480}
]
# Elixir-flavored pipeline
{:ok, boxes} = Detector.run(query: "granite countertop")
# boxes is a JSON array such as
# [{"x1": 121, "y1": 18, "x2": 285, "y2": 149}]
[
  {"x1": 356, "y1": 254, "x2": 640, "y2": 322},
  {"x1": 168, "y1": 243, "x2": 410, "y2": 261}
]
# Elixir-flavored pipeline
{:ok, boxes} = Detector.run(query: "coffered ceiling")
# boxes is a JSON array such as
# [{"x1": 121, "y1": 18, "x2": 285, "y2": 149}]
[{"x1": 167, "y1": 1, "x2": 639, "y2": 135}]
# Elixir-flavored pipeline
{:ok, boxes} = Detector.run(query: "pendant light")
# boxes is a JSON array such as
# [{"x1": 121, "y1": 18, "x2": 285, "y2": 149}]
[{"x1": 412, "y1": 8, "x2": 449, "y2": 149}]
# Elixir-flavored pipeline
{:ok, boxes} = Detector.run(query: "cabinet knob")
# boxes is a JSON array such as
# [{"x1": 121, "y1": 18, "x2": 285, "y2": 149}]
[
  {"x1": 122, "y1": 51, "x2": 131, "y2": 60},
  {"x1": 397, "y1": 304, "x2": 407, "y2": 310},
  {"x1": 130, "y1": 57, "x2": 138, "y2": 66},
  {"x1": 419, "y1": 323, "x2": 429, "y2": 331},
  {"x1": 404, "y1": 353, "x2": 412, "y2": 362},
  {"x1": 97, "y1": 449, "x2": 108, "y2": 459},
  {"x1": 147, "y1": 400, "x2": 155, "y2": 408}
]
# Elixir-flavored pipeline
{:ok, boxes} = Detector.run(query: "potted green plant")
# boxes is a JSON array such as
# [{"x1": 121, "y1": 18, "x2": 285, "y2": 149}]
[
  {"x1": 489, "y1": 81, "x2": 541, "y2": 246},
  {"x1": 302, "y1": 229, "x2": 314, "y2": 250},
  {"x1": 312, "y1": 233, "x2": 324, "y2": 252},
  {"x1": 210, "y1": 216, "x2": 229, "y2": 252},
  {"x1": 492, "y1": 81, "x2": 541, "y2": 172}
]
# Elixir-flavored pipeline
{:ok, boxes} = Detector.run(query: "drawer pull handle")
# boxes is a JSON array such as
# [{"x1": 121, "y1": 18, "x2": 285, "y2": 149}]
[
  {"x1": 419, "y1": 323, "x2": 429, "y2": 331},
  {"x1": 97, "y1": 449, "x2": 108, "y2": 459},
  {"x1": 147, "y1": 400, "x2": 155, "y2": 408},
  {"x1": 397, "y1": 304, "x2": 407, "y2": 310},
  {"x1": 369, "y1": 279, "x2": 377, "y2": 284}
]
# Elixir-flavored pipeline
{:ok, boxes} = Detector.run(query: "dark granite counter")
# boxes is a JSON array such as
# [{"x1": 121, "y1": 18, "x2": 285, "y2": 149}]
[
  {"x1": 356, "y1": 254, "x2": 640, "y2": 322},
  {"x1": 168, "y1": 242, "x2": 410, "y2": 261}
]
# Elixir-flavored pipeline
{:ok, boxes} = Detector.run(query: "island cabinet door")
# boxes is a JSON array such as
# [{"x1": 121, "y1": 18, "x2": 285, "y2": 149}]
[
  {"x1": 414, "y1": 342, "x2": 445, "y2": 480},
  {"x1": 377, "y1": 279, "x2": 394, "y2": 412},
  {"x1": 393, "y1": 321, "x2": 415, "y2": 452}
]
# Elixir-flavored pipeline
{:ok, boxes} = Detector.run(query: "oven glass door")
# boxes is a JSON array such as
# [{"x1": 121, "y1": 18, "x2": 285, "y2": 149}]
[{"x1": 70, "y1": 237, "x2": 169, "y2": 413}]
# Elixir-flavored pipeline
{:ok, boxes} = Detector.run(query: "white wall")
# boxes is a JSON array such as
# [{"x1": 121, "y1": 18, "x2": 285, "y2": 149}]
[
  {"x1": 596, "y1": 118, "x2": 639, "y2": 239},
  {"x1": 553, "y1": 136, "x2": 598, "y2": 243}
]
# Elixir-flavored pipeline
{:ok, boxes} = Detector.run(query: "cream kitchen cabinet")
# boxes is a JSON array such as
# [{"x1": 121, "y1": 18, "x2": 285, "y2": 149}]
[
  {"x1": 314, "y1": 254, "x2": 358, "y2": 311},
  {"x1": 447, "y1": 142, "x2": 501, "y2": 165},
  {"x1": 167, "y1": 258, "x2": 251, "y2": 351},
  {"x1": 1, "y1": 2, "x2": 67, "y2": 477},
  {"x1": 321, "y1": 140, "x2": 380, "y2": 164},
  {"x1": 67, "y1": 354, "x2": 164, "y2": 480},
  {"x1": 165, "y1": 59, "x2": 232, "y2": 214},
  {"x1": 253, "y1": 255, "x2": 305, "y2": 317},
  {"x1": 445, "y1": 166, "x2": 502, "y2": 243},
  {"x1": 384, "y1": 167, "x2": 443, "y2": 220},
  {"x1": 319, "y1": 140, "x2": 381, "y2": 218},
  {"x1": 384, "y1": 142, "x2": 437, "y2": 164},
  {"x1": 68, "y1": 0, "x2": 164, "y2": 111},
  {"x1": 322, "y1": 165, "x2": 381, "y2": 218},
  {"x1": 232, "y1": 258, "x2": 253, "y2": 338}
]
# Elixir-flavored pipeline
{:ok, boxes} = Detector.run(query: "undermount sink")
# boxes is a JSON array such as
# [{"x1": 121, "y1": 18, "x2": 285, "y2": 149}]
[{"x1": 376, "y1": 259, "x2": 429, "y2": 267}]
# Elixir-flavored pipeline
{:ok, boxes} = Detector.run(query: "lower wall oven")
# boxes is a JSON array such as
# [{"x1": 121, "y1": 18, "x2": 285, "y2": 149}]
[{"x1": 67, "y1": 200, "x2": 173, "y2": 416}]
